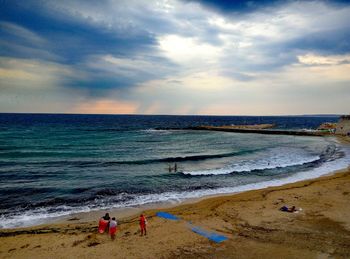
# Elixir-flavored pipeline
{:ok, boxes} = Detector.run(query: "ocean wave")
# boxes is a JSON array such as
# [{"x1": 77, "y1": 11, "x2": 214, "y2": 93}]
[
  {"x1": 181, "y1": 147, "x2": 323, "y2": 176},
  {"x1": 92, "y1": 149, "x2": 258, "y2": 165},
  {"x1": 142, "y1": 128, "x2": 174, "y2": 134},
  {"x1": 135, "y1": 150, "x2": 256, "y2": 164},
  {"x1": 3, "y1": 149, "x2": 261, "y2": 167},
  {"x1": 1, "y1": 146, "x2": 349, "y2": 229},
  {"x1": 181, "y1": 156, "x2": 320, "y2": 176}
]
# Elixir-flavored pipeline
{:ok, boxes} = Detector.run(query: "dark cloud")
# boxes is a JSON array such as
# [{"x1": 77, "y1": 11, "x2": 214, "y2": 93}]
[
  {"x1": 0, "y1": 0, "x2": 170, "y2": 95},
  {"x1": 0, "y1": 1, "x2": 157, "y2": 64},
  {"x1": 184, "y1": 0, "x2": 350, "y2": 14},
  {"x1": 183, "y1": 0, "x2": 283, "y2": 13},
  {"x1": 286, "y1": 29, "x2": 350, "y2": 55}
]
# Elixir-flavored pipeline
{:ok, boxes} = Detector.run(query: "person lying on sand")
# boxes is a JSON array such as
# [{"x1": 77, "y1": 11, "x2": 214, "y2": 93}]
[
  {"x1": 288, "y1": 206, "x2": 296, "y2": 212},
  {"x1": 280, "y1": 205, "x2": 297, "y2": 212}
]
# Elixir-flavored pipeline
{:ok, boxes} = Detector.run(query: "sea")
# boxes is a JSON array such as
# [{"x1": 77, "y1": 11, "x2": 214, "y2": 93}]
[{"x1": 0, "y1": 114, "x2": 349, "y2": 229}]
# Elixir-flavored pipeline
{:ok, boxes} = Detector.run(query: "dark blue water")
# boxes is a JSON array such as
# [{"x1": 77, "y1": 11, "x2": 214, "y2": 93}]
[
  {"x1": 0, "y1": 113, "x2": 339, "y2": 130},
  {"x1": 1, "y1": 113, "x2": 348, "y2": 228}
]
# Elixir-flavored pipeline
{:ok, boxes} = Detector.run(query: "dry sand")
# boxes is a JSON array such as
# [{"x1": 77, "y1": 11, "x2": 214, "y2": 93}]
[{"x1": 1, "y1": 169, "x2": 350, "y2": 259}]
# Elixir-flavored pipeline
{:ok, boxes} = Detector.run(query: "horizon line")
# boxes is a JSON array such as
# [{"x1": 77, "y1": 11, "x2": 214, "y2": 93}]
[{"x1": 0, "y1": 112, "x2": 345, "y2": 117}]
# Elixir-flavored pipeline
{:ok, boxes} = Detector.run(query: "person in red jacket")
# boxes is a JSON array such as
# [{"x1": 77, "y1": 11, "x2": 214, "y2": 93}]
[{"x1": 139, "y1": 214, "x2": 147, "y2": 236}]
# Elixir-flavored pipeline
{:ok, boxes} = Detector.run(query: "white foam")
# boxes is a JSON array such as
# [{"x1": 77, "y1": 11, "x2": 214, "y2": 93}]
[
  {"x1": 142, "y1": 128, "x2": 173, "y2": 135},
  {"x1": 182, "y1": 147, "x2": 321, "y2": 176}
]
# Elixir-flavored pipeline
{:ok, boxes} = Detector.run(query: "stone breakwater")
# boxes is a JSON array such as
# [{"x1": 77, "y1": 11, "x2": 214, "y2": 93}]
[{"x1": 156, "y1": 125, "x2": 329, "y2": 137}]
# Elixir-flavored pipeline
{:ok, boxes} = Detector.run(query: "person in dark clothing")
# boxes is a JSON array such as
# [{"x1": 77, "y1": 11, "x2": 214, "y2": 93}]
[
  {"x1": 103, "y1": 213, "x2": 110, "y2": 221},
  {"x1": 280, "y1": 205, "x2": 297, "y2": 213},
  {"x1": 103, "y1": 213, "x2": 111, "y2": 232}
]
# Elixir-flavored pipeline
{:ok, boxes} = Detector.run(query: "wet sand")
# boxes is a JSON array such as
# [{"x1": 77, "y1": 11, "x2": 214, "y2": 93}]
[{"x1": 1, "y1": 168, "x2": 350, "y2": 258}]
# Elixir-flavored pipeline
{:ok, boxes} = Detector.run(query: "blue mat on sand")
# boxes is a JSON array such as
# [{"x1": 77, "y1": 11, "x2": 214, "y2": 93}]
[
  {"x1": 156, "y1": 212, "x2": 228, "y2": 243},
  {"x1": 156, "y1": 212, "x2": 180, "y2": 220},
  {"x1": 191, "y1": 226, "x2": 228, "y2": 243}
]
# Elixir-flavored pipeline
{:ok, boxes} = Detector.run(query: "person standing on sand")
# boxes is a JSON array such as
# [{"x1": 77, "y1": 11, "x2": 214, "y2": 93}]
[
  {"x1": 139, "y1": 214, "x2": 147, "y2": 236},
  {"x1": 109, "y1": 217, "x2": 118, "y2": 240},
  {"x1": 103, "y1": 213, "x2": 111, "y2": 231},
  {"x1": 98, "y1": 213, "x2": 111, "y2": 233}
]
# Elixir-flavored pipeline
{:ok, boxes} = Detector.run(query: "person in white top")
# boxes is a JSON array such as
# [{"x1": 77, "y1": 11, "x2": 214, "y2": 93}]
[{"x1": 109, "y1": 217, "x2": 118, "y2": 240}]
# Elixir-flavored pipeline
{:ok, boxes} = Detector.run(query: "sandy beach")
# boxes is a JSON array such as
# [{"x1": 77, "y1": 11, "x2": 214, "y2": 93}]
[{"x1": 1, "y1": 167, "x2": 350, "y2": 259}]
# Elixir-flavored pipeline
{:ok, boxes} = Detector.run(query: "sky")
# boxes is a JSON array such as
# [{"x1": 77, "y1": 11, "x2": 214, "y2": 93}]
[{"x1": 0, "y1": 0, "x2": 349, "y2": 115}]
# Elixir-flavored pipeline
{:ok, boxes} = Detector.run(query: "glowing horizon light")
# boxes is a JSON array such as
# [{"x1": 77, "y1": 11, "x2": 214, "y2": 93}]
[{"x1": 298, "y1": 53, "x2": 350, "y2": 66}]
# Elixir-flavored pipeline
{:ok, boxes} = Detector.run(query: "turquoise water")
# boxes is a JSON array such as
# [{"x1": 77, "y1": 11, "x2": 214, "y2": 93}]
[{"x1": 0, "y1": 114, "x2": 348, "y2": 228}]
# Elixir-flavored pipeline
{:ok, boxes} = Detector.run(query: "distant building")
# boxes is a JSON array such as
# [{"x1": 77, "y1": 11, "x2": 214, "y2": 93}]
[
  {"x1": 317, "y1": 122, "x2": 337, "y2": 133},
  {"x1": 336, "y1": 115, "x2": 350, "y2": 136}
]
